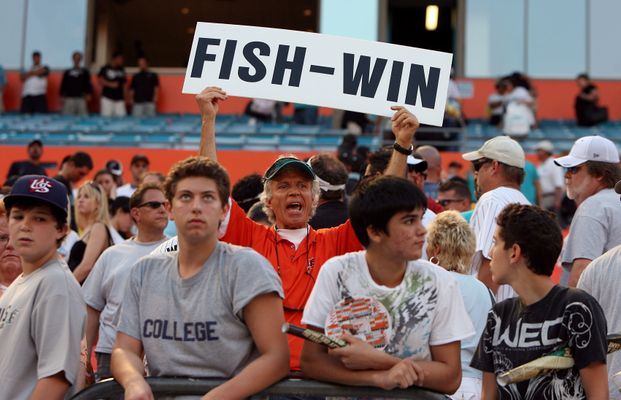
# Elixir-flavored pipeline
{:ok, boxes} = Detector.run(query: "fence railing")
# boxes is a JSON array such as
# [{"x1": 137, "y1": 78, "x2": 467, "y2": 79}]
[{"x1": 71, "y1": 377, "x2": 450, "y2": 399}]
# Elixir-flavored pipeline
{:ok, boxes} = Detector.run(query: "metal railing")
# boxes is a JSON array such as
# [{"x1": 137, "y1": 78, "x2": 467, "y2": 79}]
[{"x1": 71, "y1": 377, "x2": 450, "y2": 399}]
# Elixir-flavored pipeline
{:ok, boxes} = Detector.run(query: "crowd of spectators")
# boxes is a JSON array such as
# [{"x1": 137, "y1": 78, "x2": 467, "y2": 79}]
[{"x1": 0, "y1": 85, "x2": 620, "y2": 400}]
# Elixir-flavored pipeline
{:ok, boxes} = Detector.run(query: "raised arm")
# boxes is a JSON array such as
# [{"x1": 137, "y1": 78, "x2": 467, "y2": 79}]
[
  {"x1": 384, "y1": 106, "x2": 419, "y2": 177},
  {"x1": 196, "y1": 87, "x2": 228, "y2": 161}
]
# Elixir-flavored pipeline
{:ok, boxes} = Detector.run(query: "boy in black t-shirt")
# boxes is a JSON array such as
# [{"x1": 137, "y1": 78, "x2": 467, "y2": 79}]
[
  {"x1": 471, "y1": 204, "x2": 608, "y2": 399},
  {"x1": 98, "y1": 52, "x2": 127, "y2": 117}
]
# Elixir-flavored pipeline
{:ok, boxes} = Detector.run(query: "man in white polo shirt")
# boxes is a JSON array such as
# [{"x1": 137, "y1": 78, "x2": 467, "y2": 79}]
[
  {"x1": 554, "y1": 135, "x2": 621, "y2": 287},
  {"x1": 20, "y1": 51, "x2": 49, "y2": 113},
  {"x1": 463, "y1": 136, "x2": 530, "y2": 301}
]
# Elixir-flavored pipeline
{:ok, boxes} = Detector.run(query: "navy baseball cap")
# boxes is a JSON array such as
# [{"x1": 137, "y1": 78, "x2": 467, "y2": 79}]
[
  {"x1": 4, "y1": 175, "x2": 69, "y2": 219},
  {"x1": 264, "y1": 157, "x2": 315, "y2": 181}
]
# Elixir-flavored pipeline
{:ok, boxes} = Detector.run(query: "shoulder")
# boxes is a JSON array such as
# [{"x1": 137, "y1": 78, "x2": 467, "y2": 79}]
[
  {"x1": 410, "y1": 260, "x2": 457, "y2": 283},
  {"x1": 322, "y1": 251, "x2": 364, "y2": 272},
  {"x1": 37, "y1": 259, "x2": 83, "y2": 295}
]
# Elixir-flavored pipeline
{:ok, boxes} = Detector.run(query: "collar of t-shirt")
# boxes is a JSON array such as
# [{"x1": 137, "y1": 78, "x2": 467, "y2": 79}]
[{"x1": 275, "y1": 227, "x2": 309, "y2": 249}]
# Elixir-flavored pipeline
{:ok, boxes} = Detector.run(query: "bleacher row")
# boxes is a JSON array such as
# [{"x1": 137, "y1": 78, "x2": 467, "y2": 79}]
[{"x1": 0, "y1": 113, "x2": 620, "y2": 153}]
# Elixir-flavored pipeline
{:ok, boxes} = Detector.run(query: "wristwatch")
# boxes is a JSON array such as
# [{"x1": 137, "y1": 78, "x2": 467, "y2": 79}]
[{"x1": 393, "y1": 141, "x2": 413, "y2": 156}]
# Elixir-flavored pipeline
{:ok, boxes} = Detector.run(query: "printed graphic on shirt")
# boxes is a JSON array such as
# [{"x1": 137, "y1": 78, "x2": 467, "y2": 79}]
[
  {"x1": 481, "y1": 302, "x2": 595, "y2": 400},
  {"x1": 326, "y1": 296, "x2": 392, "y2": 349},
  {"x1": 334, "y1": 259, "x2": 438, "y2": 359}
]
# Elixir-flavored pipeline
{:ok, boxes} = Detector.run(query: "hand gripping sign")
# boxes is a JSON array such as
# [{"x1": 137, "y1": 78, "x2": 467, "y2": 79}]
[{"x1": 183, "y1": 22, "x2": 453, "y2": 126}]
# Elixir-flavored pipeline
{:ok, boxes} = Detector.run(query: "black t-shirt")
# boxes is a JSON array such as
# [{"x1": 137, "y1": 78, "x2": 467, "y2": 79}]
[
  {"x1": 575, "y1": 84, "x2": 597, "y2": 111},
  {"x1": 471, "y1": 285, "x2": 608, "y2": 399},
  {"x1": 60, "y1": 67, "x2": 93, "y2": 97},
  {"x1": 130, "y1": 71, "x2": 159, "y2": 103},
  {"x1": 98, "y1": 65, "x2": 126, "y2": 100},
  {"x1": 5, "y1": 161, "x2": 47, "y2": 185},
  {"x1": 309, "y1": 201, "x2": 349, "y2": 230}
]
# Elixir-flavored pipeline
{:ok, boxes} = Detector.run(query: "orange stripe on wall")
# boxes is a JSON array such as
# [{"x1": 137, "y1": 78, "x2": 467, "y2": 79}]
[{"x1": 4, "y1": 72, "x2": 621, "y2": 119}]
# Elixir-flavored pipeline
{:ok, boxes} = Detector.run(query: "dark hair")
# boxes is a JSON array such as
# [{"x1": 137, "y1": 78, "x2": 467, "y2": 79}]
[
  {"x1": 585, "y1": 161, "x2": 621, "y2": 189},
  {"x1": 72, "y1": 51, "x2": 82, "y2": 58},
  {"x1": 365, "y1": 146, "x2": 392, "y2": 177},
  {"x1": 231, "y1": 173, "x2": 263, "y2": 213},
  {"x1": 499, "y1": 163, "x2": 525, "y2": 186},
  {"x1": 349, "y1": 176, "x2": 427, "y2": 247},
  {"x1": 6, "y1": 197, "x2": 67, "y2": 246},
  {"x1": 110, "y1": 196, "x2": 130, "y2": 215},
  {"x1": 247, "y1": 201, "x2": 270, "y2": 225},
  {"x1": 448, "y1": 161, "x2": 462, "y2": 170},
  {"x1": 164, "y1": 156, "x2": 230, "y2": 205},
  {"x1": 32, "y1": 51, "x2": 41, "y2": 57},
  {"x1": 112, "y1": 51, "x2": 123, "y2": 59},
  {"x1": 576, "y1": 73, "x2": 589, "y2": 81},
  {"x1": 94, "y1": 169, "x2": 114, "y2": 181},
  {"x1": 496, "y1": 204, "x2": 562, "y2": 276},
  {"x1": 310, "y1": 154, "x2": 348, "y2": 201},
  {"x1": 438, "y1": 180, "x2": 471, "y2": 201},
  {"x1": 71, "y1": 151, "x2": 94, "y2": 170},
  {"x1": 130, "y1": 182, "x2": 163, "y2": 209}
]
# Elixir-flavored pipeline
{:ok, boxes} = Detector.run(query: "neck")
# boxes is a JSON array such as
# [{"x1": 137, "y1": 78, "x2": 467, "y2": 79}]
[
  {"x1": 575, "y1": 186, "x2": 605, "y2": 206},
  {"x1": 78, "y1": 215, "x2": 97, "y2": 233},
  {"x1": 177, "y1": 235, "x2": 218, "y2": 279},
  {"x1": 21, "y1": 249, "x2": 57, "y2": 276},
  {"x1": 136, "y1": 226, "x2": 166, "y2": 243},
  {"x1": 365, "y1": 248, "x2": 406, "y2": 288},
  {"x1": 511, "y1": 272, "x2": 555, "y2": 306}
]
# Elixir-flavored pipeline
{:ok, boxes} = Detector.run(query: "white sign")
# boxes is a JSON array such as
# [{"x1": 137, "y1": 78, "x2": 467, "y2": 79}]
[{"x1": 183, "y1": 23, "x2": 453, "y2": 126}]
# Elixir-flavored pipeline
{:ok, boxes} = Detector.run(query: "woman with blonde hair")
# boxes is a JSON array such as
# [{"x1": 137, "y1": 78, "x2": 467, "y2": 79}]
[
  {"x1": 68, "y1": 181, "x2": 113, "y2": 284},
  {"x1": 426, "y1": 210, "x2": 493, "y2": 400}
]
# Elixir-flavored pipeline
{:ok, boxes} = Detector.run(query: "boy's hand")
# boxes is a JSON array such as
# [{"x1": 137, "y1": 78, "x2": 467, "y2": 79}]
[
  {"x1": 390, "y1": 106, "x2": 419, "y2": 148},
  {"x1": 196, "y1": 87, "x2": 228, "y2": 120},
  {"x1": 374, "y1": 358, "x2": 425, "y2": 390},
  {"x1": 124, "y1": 378, "x2": 154, "y2": 400},
  {"x1": 329, "y1": 335, "x2": 389, "y2": 370}
]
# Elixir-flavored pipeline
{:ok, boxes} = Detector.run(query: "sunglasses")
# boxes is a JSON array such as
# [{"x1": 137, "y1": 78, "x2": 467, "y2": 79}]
[
  {"x1": 438, "y1": 198, "x2": 464, "y2": 207},
  {"x1": 472, "y1": 158, "x2": 492, "y2": 172},
  {"x1": 564, "y1": 165, "x2": 583, "y2": 175},
  {"x1": 136, "y1": 201, "x2": 167, "y2": 209}
]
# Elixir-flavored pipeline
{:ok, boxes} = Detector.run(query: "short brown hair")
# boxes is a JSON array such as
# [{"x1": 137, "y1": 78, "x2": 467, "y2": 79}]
[
  {"x1": 496, "y1": 204, "x2": 562, "y2": 276},
  {"x1": 585, "y1": 161, "x2": 621, "y2": 189},
  {"x1": 130, "y1": 182, "x2": 163, "y2": 209},
  {"x1": 164, "y1": 156, "x2": 230, "y2": 204},
  {"x1": 499, "y1": 163, "x2": 525, "y2": 186}
]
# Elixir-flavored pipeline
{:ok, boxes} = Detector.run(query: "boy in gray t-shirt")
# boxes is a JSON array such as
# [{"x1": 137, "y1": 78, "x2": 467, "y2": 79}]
[
  {"x1": 112, "y1": 156, "x2": 289, "y2": 399},
  {"x1": 0, "y1": 175, "x2": 86, "y2": 400}
]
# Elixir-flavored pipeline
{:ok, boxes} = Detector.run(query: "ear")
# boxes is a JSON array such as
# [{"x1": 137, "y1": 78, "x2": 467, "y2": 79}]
[
  {"x1": 426, "y1": 244, "x2": 439, "y2": 258},
  {"x1": 509, "y1": 242, "x2": 522, "y2": 264},
  {"x1": 221, "y1": 200, "x2": 230, "y2": 222},
  {"x1": 366, "y1": 225, "x2": 383, "y2": 245},
  {"x1": 56, "y1": 223, "x2": 69, "y2": 241},
  {"x1": 130, "y1": 207, "x2": 140, "y2": 222},
  {"x1": 165, "y1": 201, "x2": 174, "y2": 221}
]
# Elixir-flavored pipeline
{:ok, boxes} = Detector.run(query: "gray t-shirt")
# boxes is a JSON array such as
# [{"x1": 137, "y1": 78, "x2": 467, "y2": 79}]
[
  {"x1": 117, "y1": 242, "x2": 283, "y2": 378},
  {"x1": 82, "y1": 236, "x2": 168, "y2": 354},
  {"x1": 0, "y1": 258, "x2": 86, "y2": 400},
  {"x1": 562, "y1": 189, "x2": 621, "y2": 270},
  {"x1": 577, "y1": 244, "x2": 621, "y2": 400}
]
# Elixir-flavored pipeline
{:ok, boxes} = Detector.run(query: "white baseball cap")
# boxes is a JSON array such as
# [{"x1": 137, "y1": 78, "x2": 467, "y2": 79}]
[
  {"x1": 462, "y1": 136, "x2": 525, "y2": 168},
  {"x1": 535, "y1": 140, "x2": 554, "y2": 153},
  {"x1": 554, "y1": 136, "x2": 619, "y2": 168}
]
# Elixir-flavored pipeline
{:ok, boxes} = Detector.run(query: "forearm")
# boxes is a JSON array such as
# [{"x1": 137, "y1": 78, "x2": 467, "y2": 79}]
[
  {"x1": 580, "y1": 361, "x2": 608, "y2": 399},
  {"x1": 302, "y1": 350, "x2": 386, "y2": 387},
  {"x1": 405, "y1": 359, "x2": 460, "y2": 394},
  {"x1": 85, "y1": 306, "x2": 101, "y2": 357},
  {"x1": 481, "y1": 372, "x2": 499, "y2": 400},
  {"x1": 199, "y1": 115, "x2": 218, "y2": 160},
  {"x1": 111, "y1": 347, "x2": 146, "y2": 388},
  {"x1": 73, "y1": 261, "x2": 95, "y2": 284},
  {"x1": 568, "y1": 259, "x2": 591, "y2": 288},
  {"x1": 29, "y1": 373, "x2": 70, "y2": 400},
  {"x1": 204, "y1": 350, "x2": 288, "y2": 399},
  {"x1": 554, "y1": 188, "x2": 563, "y2": 209}
]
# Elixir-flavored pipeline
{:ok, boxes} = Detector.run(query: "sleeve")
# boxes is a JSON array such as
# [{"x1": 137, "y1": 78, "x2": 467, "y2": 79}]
[
  {"x1": 82, "y1": 252, "x2": 108, "y2": 311},
  {"x1": 561, "y1": 215, "x2": 606, "y2": 268},
  {"x1": 6, "y1": 162, "x2": 18, "y2": 179},
  {"x1": 301, "y1": 258, "x2": 341, "y2": 329},
  {"x1": 429, "y1": 272, "x2": 476, "y2": 345},
  {"x1": 470, "y1": 197, "x2": 503, "y2": 259},
  {"x1": 229, "y1": 249, "x2": 284, "y2": 316},
  {"x1": 116, "y1": 262, "x2": 144, "y2": 340},
  {"x1": 469, "y1": 309, "x2": 497, "y2": 373},
  {"x1": 565, "y1": 293, "x2": 608, "y2": 370},
  {"x1": 31, "y1": 280, "x2": 85, "y2": 384}
]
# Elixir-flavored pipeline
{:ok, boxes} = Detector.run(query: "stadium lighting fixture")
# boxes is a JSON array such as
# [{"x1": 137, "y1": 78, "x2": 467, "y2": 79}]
[{"x1": 425, "y1": 5, "x2": 439, "y2": 31}]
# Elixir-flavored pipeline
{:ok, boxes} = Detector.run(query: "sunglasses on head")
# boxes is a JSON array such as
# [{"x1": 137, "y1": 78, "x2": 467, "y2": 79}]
[
  {"x1": 86, "y1": 181, "x2": 101, "y2": 193},
  {"x1": 136, "y1": 201, "x2": 166, "y2": 209}
]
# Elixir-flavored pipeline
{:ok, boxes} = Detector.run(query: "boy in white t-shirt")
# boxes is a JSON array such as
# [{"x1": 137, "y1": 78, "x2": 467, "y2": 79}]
[{"x1": 301, "y1": 176, "x2": 475, "y2": 394}]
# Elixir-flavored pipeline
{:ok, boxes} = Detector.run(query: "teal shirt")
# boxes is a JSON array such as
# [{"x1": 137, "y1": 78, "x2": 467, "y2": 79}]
[{"x1": 520, "y1": 160, "x2": 539, "y2": 204}]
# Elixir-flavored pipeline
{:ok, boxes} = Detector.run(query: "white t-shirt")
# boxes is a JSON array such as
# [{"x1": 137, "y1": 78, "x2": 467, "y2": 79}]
[
  {"x1": 488, "y1": 93, "x2": 505, "y2": 116},
  {"x1": 108, "y1": 225, "x2": 126, "y2": 245},
  {"x1": 22, "y1": 66, "x2": 48, "y2": 97},
  {"x1": 116, "y1": 183, "x2": 137, "y2": 198},
  {"x1": 537, "y1": 157, "x2": 564, "y2": 195},
  {"x1": 470, "y1": 186, "x2": 530, "y2": 302},
  {"x1": 505, "y1": 86, "x2": 533, "y2": 104},
  {"x1": 577, "y1": 245, "x2": 621, "y2": 400},
  {"x1": 82, "y1": 236, "x2": 168, "y2": 354},
  {"x1": 302, "y1": 251, "x2": 475, "y2": 360}
]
